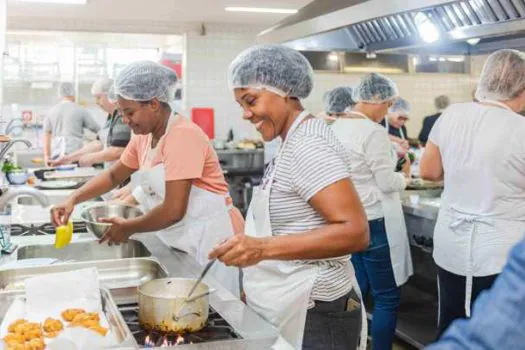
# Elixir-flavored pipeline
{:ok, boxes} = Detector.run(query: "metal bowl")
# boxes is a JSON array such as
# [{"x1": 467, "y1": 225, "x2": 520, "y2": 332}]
[{"x1": 80, "y1": 204, "x2": 143, "y2": 238}]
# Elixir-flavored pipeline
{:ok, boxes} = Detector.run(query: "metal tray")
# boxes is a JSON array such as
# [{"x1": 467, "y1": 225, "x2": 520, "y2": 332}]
[
  {"x1": 0, "y1": 258, "x2": 168, "y2": 304},
  {"x1": 0, "y1": 288, "x2": 137, "y2": 349}
]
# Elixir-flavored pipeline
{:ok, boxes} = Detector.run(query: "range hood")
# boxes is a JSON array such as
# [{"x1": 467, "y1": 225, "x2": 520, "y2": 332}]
[{"x1": 259, "y1": 0, "x2": 525, "y2": 55}]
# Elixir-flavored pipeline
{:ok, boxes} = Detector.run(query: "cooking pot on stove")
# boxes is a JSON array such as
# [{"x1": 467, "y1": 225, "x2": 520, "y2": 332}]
[{"x1": 138, "y1": 278, "x2": 210, "y2": 333}]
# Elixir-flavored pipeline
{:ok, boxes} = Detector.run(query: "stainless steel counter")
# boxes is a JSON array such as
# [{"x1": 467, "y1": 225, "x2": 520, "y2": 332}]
[{"x1": 131, "y1": 233, "x2": 279, "y2": 349}]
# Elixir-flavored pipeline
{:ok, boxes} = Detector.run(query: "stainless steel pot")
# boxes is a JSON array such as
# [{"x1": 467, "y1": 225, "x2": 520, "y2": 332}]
[{"x1": 138, "y1": 278, "x2": 210, "y2": 333}]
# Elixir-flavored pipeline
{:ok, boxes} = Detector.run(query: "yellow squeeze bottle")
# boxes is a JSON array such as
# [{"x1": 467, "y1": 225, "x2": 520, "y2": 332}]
[{"x1": 55, "y1": 221, "x2": 73, "y2": 249}]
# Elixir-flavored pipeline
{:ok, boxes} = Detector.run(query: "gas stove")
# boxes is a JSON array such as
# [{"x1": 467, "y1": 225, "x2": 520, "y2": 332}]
[{"x1": 118, "y1": 303, "x2": 241, "y2": 348}]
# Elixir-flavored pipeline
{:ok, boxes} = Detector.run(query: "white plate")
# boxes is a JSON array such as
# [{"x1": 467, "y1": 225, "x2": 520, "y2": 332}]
[
  {"x1": 38, "y1": 180, "x2": 78, "y2": 189},
  {"x1": 0, "y1": 258, "x2": 58, "y2": 270}
]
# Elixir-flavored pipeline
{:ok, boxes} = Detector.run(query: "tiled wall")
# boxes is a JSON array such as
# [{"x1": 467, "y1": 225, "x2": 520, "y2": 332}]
[
  {"x1": 182, "y1": 24, "x2": 489, "y2": 140},
  {"x1": 182, "y1": 24, "x2": 260, "y2": 140}
]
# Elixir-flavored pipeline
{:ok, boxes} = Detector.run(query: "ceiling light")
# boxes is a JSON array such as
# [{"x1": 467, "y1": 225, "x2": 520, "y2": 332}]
[
  {"x1": 328, "y1": 52, "x2": 339, "y2": 62},
  {"x1": 225, "y1": 7, "x2": 297, "y2": 14},
  {"x1": 414, "y1": 12, "x2": 440, "y2": 43},
  {"x1": 366, "y1": 52, "x2": 377, "y2": 59},
  {"x1": 15, "y1": 0, "x2": 87, "y2": 4},
  {"x1": 466, "y1": 38, "x2": 481, "y2": 46}
]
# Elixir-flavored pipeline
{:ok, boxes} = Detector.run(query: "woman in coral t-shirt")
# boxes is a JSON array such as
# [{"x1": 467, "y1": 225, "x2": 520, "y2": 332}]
[{"x1": 51, "y1": 61, "x2": 243, "y2": 296}]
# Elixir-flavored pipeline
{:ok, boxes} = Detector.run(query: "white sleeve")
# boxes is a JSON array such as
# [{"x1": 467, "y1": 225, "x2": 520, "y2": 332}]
[{"x1": 365, "y1": 130, "x2": 406, "y2": 193}]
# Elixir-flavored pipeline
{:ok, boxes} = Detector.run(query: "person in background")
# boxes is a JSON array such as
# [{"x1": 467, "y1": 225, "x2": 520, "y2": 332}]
[
  {"x1": 330, "y1": 73, "x2": 413, "y2": 350},
  {"x1": 418, "y1": 95, "x2": 450, "y2": 146},
  {"x1": 43, "y1": 82, "x2": 101, "y2": 166},
  {"x1": 324, "y1": 86, "x2": 355, "y2": 122},
  {"x1": 210, "y1": 44, "x2": 369, "y2": 350},
  {"x1": 51, "y1": 61, "x2": 243, "y2": 297},
  {"x1": 381, "y1": 97, "x2": 411, "y2": 158},
  {"x1": 420, "y1": 49, "x2": 525, "y2": 338},
  {"x1": 51, "y1": 78, "x2": 131, "y2": 169},
  {"x1": 425, "y1": 235, "x2": 525, "y2": 350}
]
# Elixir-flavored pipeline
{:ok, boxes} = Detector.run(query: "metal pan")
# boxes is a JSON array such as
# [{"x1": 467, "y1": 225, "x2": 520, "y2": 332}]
[{"x1": 138, "y1": 278, "x2": 210, "y2": 334}]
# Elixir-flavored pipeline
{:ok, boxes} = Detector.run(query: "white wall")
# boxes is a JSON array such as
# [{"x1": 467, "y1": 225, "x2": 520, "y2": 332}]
[{"x1": 182, "y1": 24, "x2": 261, "y2": 140}]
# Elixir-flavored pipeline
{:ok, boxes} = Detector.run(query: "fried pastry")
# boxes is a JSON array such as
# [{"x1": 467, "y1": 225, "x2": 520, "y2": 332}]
[
  {"x1": 61, "y1": 308, "x2": 86, "y2": 322},
  {"x1": 7, "y1": 320, "x2": 27, "y2": 333},
  {"x1": 24, "y1": 338, "x2": 45, "y2": 350},
  {"x1": 43, "y1": 318, "x2": 63, "y2": 332}
]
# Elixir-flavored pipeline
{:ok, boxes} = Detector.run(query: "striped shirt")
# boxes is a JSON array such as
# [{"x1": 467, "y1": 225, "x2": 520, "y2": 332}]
[{"x1": 267, "y1": 117, "x2": 354, "y2": 307}]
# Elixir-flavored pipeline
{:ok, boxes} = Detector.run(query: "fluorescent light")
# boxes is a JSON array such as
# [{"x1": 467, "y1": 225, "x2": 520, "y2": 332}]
[
  {"x1": 447, "y1": 56, "x2": 465, "y2": 63},
  {"x1": 414, "y1": 12, "x2": 440, "y2": 43},
  {"x1": 328, "y1": 52, "x2": 339, "y2": 62},
  {"x1": 225, "y1": 7, "x2": 297, "y2": 14},
  {"x1": 366, "y1": 52, "x2": 377, "y2": 59},
  {"x1": 16, "y1": 0, "x2": 86, "y2": 4},
  {"x1": 466, "y1": 38, "x2": 481, "y2": 46}
]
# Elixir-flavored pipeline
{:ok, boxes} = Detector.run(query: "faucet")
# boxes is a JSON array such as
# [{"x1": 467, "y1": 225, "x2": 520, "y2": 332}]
[
  {"x1": 0, "y1": 186, "x2": 50, "y2": 210},
  {"x1": 0, "y1": 139, "x2": 32, "y2": 161},
  {"x1": 4, "y1": 119, "x2": 23, "y2": 136}
]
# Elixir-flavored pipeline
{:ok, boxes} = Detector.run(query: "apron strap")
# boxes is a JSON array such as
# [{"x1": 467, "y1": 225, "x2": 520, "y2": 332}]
[{"x1": 448, "y1": 209, "x2": 495, "y2": 317}]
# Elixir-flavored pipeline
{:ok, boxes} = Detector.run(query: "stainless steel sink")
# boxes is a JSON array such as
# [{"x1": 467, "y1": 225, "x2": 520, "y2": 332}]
[
  {"x1": 17, "y1": 194, "x2": 68, "y2": 205},
  {"x1": 17, "y1": 240, "x2": 151, "y2": 261}
]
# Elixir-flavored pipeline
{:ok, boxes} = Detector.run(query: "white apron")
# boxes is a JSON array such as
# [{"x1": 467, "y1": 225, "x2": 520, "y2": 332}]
[
  {"x1": 349, "y1": 111, "x2": 413, "y2": 287},
  {"x1": 435, "y1": 99, "x2": 523, "y2": 317},
  {"x1": 130, "y1": 116, "x2": 239, "y2": 297},
  {"x1": 244, "y1": 110, "x2": 367, "y2": 350}
]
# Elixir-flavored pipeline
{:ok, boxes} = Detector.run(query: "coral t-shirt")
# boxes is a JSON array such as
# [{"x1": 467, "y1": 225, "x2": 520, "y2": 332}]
[
  {"x1": 121, "y1": 116, "x2": 228, "y2": 194},
  {"x1": 120, "y1": 115, "x2": 244, "y2": 234}
]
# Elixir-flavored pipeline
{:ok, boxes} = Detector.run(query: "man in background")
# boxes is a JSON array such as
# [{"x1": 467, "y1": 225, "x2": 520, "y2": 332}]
[
  {"x1": 50, "y1": 78, "x2": 131, "y2": 169},
  {"x1": 418, "y1": 95, "x2": 450, "y2": 146},
  {"x1": 43, "y1": 82, "x2": 100, "y2": 166}
]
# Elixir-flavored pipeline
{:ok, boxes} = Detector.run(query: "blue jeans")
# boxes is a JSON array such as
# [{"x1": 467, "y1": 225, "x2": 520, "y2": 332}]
[{"x1": 351, "y1": 218, "x2": 400, "y2": 350}]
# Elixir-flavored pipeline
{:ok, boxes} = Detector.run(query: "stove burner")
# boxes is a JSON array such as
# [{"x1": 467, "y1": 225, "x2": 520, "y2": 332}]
[{"x1": 119, "y1": 303, "x2": 240, "y2": 348}]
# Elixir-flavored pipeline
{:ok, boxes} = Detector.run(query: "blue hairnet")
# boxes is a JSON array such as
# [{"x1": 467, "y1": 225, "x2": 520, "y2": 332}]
[
  {"x1": 352, "y1": 73, "x2": 398, "y2": 104},
  {"x1": 91, "y1": 78, "x2": 113, "y2": 96},
  {"x1": 389, "y1": 97, "x2": 411, "y2": 116},
  {"x1": 475, "y1": 49, "x2": 525, "y2": 101},
  {"x1": 115, "y1": 61, "x2": 178, "y2": 103},
  {"x1": 228, "y1": 44, "x2": 314, "y2": 99},
  {"x1": 324, "y1": 87, "x2": 355, "y2": 113},
  {"x1": 58, "y1": 82, "x2": 75, "y2": 98}
]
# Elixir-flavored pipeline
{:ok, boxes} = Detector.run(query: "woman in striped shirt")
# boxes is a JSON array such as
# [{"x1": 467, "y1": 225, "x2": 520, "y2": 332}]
[{"x1": 210, "y1": 44, "x2": 369, "y2": 350}]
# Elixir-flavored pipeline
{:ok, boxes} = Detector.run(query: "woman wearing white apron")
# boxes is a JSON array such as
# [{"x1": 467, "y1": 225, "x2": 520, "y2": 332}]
[
  {"x1": 328, "y1": 74, "x2": 413, "y2": 350},
  {"x1": 420, "y1": 49, "x2": 525, "y2": 337},
  {"x1": 50, "y1": 61, "x2": 243, "y2": 297},
  {"x1": 209, "y1": 44, "x2": 370, "y2": 350}
]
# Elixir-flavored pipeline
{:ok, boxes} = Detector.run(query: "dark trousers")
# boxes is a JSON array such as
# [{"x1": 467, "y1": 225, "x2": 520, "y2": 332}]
[
  {"x1": 351, "y1": 218, "x2": 400, "y2": 350},
  {"x1": 303, "y1": 291, "x2": 362, "y2": 350},
  {"x1": 436, "y1": 266, "x2": 498, "y2": 338}
]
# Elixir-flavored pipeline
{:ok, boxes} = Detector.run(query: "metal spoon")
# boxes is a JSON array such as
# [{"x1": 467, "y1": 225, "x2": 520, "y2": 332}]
[{"x1": 187, "y1": 258, "x2": 217, "y2": 299}]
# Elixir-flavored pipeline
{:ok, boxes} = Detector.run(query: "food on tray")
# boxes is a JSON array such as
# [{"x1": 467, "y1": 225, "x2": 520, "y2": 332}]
[
  {"x1": 42, "y1": 318, "x2": 63, "y2": 333},
  {"x1": 3, "y1": 333, "x2": 25, "y2": 345},
  {"x1": 7, "y1": 320, "x2": 27, "y2": 333},
  {"x1": 70, "y1": 312, "x2": 100, "y2": 324},
  {"x1": 67, "y1": 311, "x2": 108, "y2": 337},
  {"x1": 61, "y1": 308, "x2": 86, "y2": 322},
  {"x1": 24, "y1": 338, "x2": 45, "y2": 350},
  {"x1": 43, "y1": 331, "x2": 60, "y2": 339}
]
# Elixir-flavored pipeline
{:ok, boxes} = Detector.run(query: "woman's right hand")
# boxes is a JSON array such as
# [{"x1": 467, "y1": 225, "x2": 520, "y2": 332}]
[{"x1": 50, "y1": 199, "x2": 75, "y2": 226}]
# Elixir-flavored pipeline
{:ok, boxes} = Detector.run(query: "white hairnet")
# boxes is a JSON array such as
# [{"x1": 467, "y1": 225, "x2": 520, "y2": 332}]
[
  {"x1": 91, "y1": 78, "x2": 113, "y2": 96},
  {"x1": 228, "y1": 44, "x2": 314, "y2": 99},
  {"x1": 475, "y1": 49, "x2": 525, "y2": 101},
  {"x1": 389, "y1": 97, "x2": 411, "y2": 116},
  {"x1": 324, "y1": 87, "x2": 355, "y2": 113},
  {"x1": 352, "y1": 73, "x2": 399, "y2": 104},
  {"x1": 115, "y1": 60, "x2": 178, "y2": 103},
  {"x1": 58, "y1": 82, "x2": 75, "y2": 98}
]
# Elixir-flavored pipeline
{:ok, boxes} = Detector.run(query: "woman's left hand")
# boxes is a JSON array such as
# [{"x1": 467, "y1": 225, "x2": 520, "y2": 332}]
[
  {"x1": 98, "y1": 217, "x2": 133, "y2": 245},
  {"x1": 209, "y1": 234, "x2": 268, "y2": 268}
]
